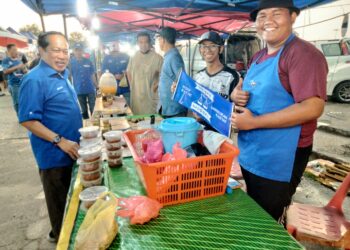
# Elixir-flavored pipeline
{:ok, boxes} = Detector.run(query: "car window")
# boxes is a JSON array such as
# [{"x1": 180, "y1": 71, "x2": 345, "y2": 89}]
[{"x1": 321, "y1": 43, "x2": 342, "y2": 56}]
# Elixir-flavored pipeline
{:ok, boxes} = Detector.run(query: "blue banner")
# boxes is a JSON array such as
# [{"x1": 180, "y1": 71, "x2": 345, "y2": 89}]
[{"x1": 173, "y1": 70, "x2": 233, "y2": 137}]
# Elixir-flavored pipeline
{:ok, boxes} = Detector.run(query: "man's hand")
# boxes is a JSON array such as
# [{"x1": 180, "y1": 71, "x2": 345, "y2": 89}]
[
  {"x1": 57, "y1": 138, "x2": 80, "y2": 160},
  {"x1": 231, "y1": 106, "x2": 256, "y2": 130},
  {"x1": 171, "y1": 81, "x2": 177, "y2": 93},
  {"x1": 192, "y1": 112, "x2": 202, "y2": 122},
  {"x1": 231, "y1": 81, "x2": 249, "y2": 106}
]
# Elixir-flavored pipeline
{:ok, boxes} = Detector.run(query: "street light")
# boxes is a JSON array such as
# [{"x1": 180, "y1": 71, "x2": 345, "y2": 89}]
[
  {"x1": 77, "y1": 0, "x2": 89, "y2": 18},
  {"x1": 92, "y1": 14, "x2": 100, "y2": 30}
]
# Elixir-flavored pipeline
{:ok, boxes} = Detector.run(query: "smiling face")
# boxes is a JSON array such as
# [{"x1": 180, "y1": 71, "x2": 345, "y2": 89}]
[
  {"x1": 40, "y1": 34, "x2": 69, "y2": 72},
  {"x1": 199, "y1": 40, "x2": 223, "y2": 64},
  {"x1": 256, "y1": 8, "x2": 297, "y2": 49}
]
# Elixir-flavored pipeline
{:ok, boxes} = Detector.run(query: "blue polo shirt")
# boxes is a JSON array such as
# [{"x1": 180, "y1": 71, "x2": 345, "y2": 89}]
[
  {"x1": 159, "y1": 48, "x2": 187, "y2": 116},
  {"x1": 101, "y1": 52, "x2": 129, "y2": 95},
  {"x1": 2, "y1": 57, "x2": 24, "y2": 86},
  {"x1": 70, "y1": 57, "x2": 96, "y2": 95},
  {"x1": 18, "y1": 60, "x2": 82, "y2": 170}
]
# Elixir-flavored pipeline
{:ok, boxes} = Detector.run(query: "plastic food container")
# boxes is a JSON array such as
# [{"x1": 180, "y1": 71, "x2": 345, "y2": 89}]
[
  {"x1": 105, "y1": 141, "x2": 121, "y2": 150},
  {"x1": 79, "y1": 186, "x2": 108, "y2": 209},
  {"x1": 81, "y1": 168, "x2": 101, "y2": 181},
  {"x1": 77, "y1": 158, "x2": 101, "y2": 172},
  {"x1": 106, "y1": 149, "x2": 122, "y2": 159},
  {"x1": 81, "y1": 175, "x2": 103, "y2": 188},
  {"x1": 103, "y1": 131, "x2": 123, "y2": 143},
  {"x1": 157, "y1": 117, "x2": 200, "y2": 152},
  {"x1": 78, "y1": 145, "x2": 102, "y2": 162},
  {"x1": 79, "y1": 126, "x2": 100, "y2": 139},
  {"x1": 80, "y1": 135, "x2": 102, "y2": 148},
  {"x1": 108, "y1": 157, "x2": 123, "y2": 168}
]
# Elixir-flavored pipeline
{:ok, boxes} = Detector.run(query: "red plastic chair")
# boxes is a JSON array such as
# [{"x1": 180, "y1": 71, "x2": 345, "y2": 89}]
[{"x1": 287, "y1": 172, "x2": 350, "y2": 249}]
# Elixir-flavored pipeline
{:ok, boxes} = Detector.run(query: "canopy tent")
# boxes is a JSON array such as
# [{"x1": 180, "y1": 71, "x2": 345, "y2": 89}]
[
  {"x1": 21, "y1": 0, "x2": 334, "y2": 38},
  {"x1": 0, "y1": 31, "x2": 28, "y2": 49}
]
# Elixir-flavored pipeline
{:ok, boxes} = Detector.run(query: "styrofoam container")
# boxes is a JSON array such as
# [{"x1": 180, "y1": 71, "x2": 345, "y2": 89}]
[{"x1": 157, "y1": 117, "x2": 200, "y2": 153}]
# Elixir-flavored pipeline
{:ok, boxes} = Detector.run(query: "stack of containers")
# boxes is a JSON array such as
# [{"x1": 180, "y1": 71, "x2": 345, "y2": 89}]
[
  {"x1": 78, "y1": 126, "x2": 103, "y2": 187},
  {"x1": 103, "y1": 131, "x2": 123, "y2": 168}
]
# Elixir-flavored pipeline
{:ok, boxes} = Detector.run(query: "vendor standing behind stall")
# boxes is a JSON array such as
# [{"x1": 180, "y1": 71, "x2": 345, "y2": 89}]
[
  {"x1": 231, "y1": 0, "x2": 328, "y2": 223},
  {"x1": 18, "y1": 31, "x2": 82, "y2": 242},
  {"x1": 157, "y1": 27, "x2": 187, "y2": 118},
  {"x1": 101, "y1": 41, "x2": 130, "y2": 105},
  {"x1": 70, "y1": 43, "x2": 97, "y2": 119},
  {"x1": 127, "y1": 32, "x2": 163, "y2": 115}
]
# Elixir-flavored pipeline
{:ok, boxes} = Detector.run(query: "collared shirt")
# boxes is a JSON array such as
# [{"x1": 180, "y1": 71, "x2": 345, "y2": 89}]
[
  {"x1": 101, "y1": 52, "x2": 130, "y2": 94},
  {"x1": 2, "y1": 57, "x2": 24, "y2": 86},
  {"x1": 159, "y1": 48, "x2": 187, "y2": 116},
  {"x1": 70, "y1": 57, "x2": 96, "y2": 95},
  {"x1": 18, "y1": 60, "x2": 82, "y2": 169}
]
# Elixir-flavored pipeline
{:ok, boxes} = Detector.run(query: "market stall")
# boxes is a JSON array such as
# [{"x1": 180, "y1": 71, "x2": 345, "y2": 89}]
[{"x1": 56, "y1": 115, "x2": 304, "y2": 250}]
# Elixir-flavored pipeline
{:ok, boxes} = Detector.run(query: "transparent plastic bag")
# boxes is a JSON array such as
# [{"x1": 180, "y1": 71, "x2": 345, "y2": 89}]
[{"x1": 75, "y1": 192, "x2": 118, "y2": 250}]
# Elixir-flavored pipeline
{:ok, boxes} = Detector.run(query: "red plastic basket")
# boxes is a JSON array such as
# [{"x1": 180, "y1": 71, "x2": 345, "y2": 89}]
[{"x1": 123, "y1": 129, "x2": 239, "y2": 206}]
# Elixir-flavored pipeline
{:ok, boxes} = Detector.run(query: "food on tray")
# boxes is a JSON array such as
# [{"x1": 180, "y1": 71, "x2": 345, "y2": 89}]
[
  {"x1": 78, "y1": 158, "x2": 101, "y2": 172},
  {"x1": 79, "y1": 186, "x2": 108, "y2": 209},
  {"x1": 78, "y1": 145, "x2": 102, "y2": 162},
  {"x1": 79, "y1": 126, "x2": 100, "y2": 139}
]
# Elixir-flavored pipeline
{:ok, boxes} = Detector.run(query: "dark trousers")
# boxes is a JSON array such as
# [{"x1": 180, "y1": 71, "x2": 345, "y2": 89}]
[
  {"x1": 241, "y1": 145, "x2": 312, "y2": 223},
  {"x1": 78, "y1": 93, "x2": 96, "y2": 119},
  {"x1": 39, "y1": 166, "x2": 72, "y2": 240}
]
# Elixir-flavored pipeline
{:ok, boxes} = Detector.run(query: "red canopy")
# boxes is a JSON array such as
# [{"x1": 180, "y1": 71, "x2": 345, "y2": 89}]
[{"x1": 0, "y1": 31, "x2": 28, "y2": 49}]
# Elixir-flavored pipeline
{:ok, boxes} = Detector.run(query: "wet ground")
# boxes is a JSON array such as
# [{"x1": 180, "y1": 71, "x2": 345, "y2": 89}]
[{"x1": 0, "y1": 93, "x2": 349, "y2": 250}]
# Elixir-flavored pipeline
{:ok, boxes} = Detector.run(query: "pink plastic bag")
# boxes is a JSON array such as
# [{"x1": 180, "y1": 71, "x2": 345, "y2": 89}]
[
  {"x1": 161, "y1": 142, "x2": 187, "y2": 162},
  {"x1": 117, "y1": 196, "x2": 163, "y2": 225},
  {"x1": 141, "y1": 138, "x2": 164, "y2": 163}
]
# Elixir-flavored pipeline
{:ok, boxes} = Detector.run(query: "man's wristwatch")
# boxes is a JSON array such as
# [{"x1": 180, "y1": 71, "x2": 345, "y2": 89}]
[{"x1": 52, "y1": 135, "x2": 62, "y2": 145}]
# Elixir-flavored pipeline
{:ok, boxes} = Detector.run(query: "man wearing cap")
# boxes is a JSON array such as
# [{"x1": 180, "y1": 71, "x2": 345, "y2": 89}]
[
  {"x1": 70, "y1": 43, "x2": 97, "y2": 119},
  {"x1": 18, "y1": 31, "x2": 82, "y2": 242},
  {"x1": 193, "y1": 31, "x2": 241, "y2": 131},
  {"x1": 157, "y1": 27, "x2": 187, "y2": 118},
  {"x1": 127, "y1": 32, "x2": 163, "y2": 115},
  {"x1": 231, "y1": 0, "x2": 328, "y2": 223},
  {"x1": 101, "y1": 41, "x2": 130, "y2": 105}
]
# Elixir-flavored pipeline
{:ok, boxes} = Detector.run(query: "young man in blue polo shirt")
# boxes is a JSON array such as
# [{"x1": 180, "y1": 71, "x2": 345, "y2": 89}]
[
  {"x1": 2, "y1": 44, "x2": 27, "y2": 114},
  {"x1": 70, "y1": 43, "x2": 97, "y2": 119},
  {"x1": 101, "y1": 41, "x2": 130, "y2": 104},
  {"x1": 18, "y1": 31, "x2": 82, "y2": 242},
  {"x1": 157, "y1": 27, "x2": 187, "y2": 118}
]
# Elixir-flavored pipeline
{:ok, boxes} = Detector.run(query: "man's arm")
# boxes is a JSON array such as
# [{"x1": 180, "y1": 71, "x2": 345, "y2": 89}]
[
  {"x1": 21, "y1": 120, "x2": 80, "y2": 160},
  {"x1": 231, "y1": 97, "x2": 325, "y2": 130},
  {"x1": 3, "y1": 63, "x2": 26, "y2": 75}
]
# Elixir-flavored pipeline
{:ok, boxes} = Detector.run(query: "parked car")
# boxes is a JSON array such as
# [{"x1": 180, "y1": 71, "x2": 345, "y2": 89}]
[
  {"x1": 178, "y1": 31, "x2": 262, "y2": 78},
  {"x1": 312, "y1": 38, "x2": 350, "y2": 103}
]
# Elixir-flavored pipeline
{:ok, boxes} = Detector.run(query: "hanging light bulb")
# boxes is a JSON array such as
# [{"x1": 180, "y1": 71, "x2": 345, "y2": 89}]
[
  {"x1": 77, "y1": 0, "x2": 89, "y2": 18},
  {"x1": 92, "y1": 14, "x2": 100, "y2": 30}
]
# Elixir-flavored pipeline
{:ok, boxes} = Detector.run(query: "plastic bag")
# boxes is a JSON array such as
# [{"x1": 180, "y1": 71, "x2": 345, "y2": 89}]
[
  {"x1": 117, "y1": 196, "x2": 162, "y2": 225},
  {"x1": 161, "y1": 142, "x2": 187, "y2": 162},
  {"x1": 75, "y1": 192, "x2": 118, "y2": 250},
  {"x1": 139, "y1": 130, "x2": 164, "y2": 163}
]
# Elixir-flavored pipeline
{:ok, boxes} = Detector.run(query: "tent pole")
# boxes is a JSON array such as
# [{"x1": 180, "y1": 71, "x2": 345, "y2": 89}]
[
  {"x1": 63, "y1": 14, "x2": 68, "y2": 39},
  {"x1": 40, "y1": 14, "x2": 46, "y2": 32}
]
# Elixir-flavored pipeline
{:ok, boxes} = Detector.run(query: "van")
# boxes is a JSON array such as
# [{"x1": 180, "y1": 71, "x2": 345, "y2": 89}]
[
  {"x1": 312, "y1": 38, "x2": 350, "y2": 103},
  {"x1": 178, "y1": 32, "x2": 262, "y2": 78}
]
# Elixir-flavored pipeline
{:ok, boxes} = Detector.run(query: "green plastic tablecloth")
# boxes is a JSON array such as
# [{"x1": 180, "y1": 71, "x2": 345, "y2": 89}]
[{"x1": 68, "y1": 158, "x2": 304, "y2": 250}]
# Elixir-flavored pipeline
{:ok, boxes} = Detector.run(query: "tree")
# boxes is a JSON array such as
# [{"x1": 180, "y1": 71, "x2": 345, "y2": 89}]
[
  {"x1": 68, "y1": 32, "x2": 86, "y2": 47},
  {"x1": 19, "y1": 24, "x2": 42, "y2": 36}
]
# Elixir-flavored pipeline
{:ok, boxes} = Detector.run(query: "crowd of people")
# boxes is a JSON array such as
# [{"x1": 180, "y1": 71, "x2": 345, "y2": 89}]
[{"x1": 0, "y1": 0, "x2": 328, "y2": 244}]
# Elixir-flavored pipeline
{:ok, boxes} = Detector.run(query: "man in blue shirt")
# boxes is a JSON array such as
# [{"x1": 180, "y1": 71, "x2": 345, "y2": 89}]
[
  {"x1": 157, "y1": 27, "x2": 187, "y2": 117},
  {"x1": 18, "y1": 31, "x2": 82, "y2": 243},
  {"x1": 101, "y1": 41, "x2": 130, "y2": 105},
  {"x1": 70, "y1": 43, "x2": 97, "y2": 119},
  {"x1": 2, "y1": 44, "x2": 27, "y2": 114}
]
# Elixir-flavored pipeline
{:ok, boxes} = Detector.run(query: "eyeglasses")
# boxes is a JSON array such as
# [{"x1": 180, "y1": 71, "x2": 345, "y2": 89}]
[
  {"x1": 47, "y1": 48, "x2": 69, "y2": 55},
  {"x1": 199, "y1": 44, "x2": 221, "y2": 51}
]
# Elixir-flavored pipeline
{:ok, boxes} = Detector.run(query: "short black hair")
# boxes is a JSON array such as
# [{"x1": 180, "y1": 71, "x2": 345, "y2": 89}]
[
  {"x1": 137, "y1": 32, "x2": 151, "y2": 43},
  {"x1": 159, "y1": 27, "x2": 177, "y2": 45},
  {"x1": 38, "y1": 31, "x2": 66, "y2": 50},
  {"x1": 6, "y1": 44, "x2": 16, "y2": 51}
]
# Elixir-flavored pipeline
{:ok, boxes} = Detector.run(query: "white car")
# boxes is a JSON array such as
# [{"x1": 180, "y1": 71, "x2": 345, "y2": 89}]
[{"x1": 312, "y1": 39, "x2": 350, "y2": 103}]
